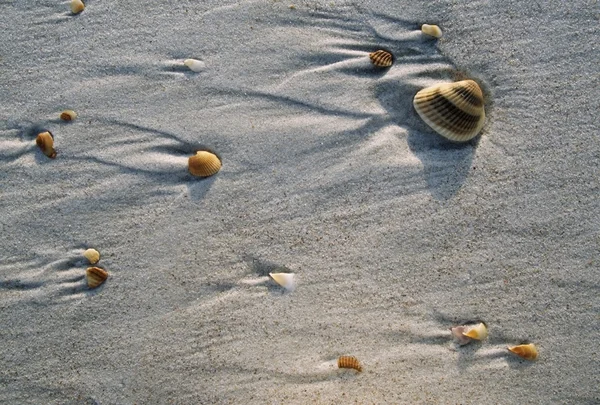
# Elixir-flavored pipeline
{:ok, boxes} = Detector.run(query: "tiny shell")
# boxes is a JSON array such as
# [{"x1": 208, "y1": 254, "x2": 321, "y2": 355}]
[
  {"x1": 83, "y1": 248, "x2": 100, "y2": 264},
  {"x1": 60, "y1": 110, "x2": 77, "y2": 121},
  {"x1": 413, "y1": 79, "x2": 486, "y2": 142},
  {"x1": 462, "y1": 322, "x2": 488, "y2": 341},
  {"x1": 508, "y1": 343, "x2": 538, "y2": 361},
  {"x1": 86, "y1": 267, "x2": 108, "y2": 289},
  {"x1": 70, "y1": 0, "x2": 85, "y2": 14},
  {"x1": 369, "y1": 50, "x2": 393, "y2": 68},
  {"x1": 421, "y1": 24, "x2": 442, "y2": 38},
  {"x1": 450, "y1": 326, "x2": 473, "y2": 346},
  {"x1": 269, "y1": 272, "x2": 296, "y2": 292},
  {"x1": 183, "y1": 59, "x2": 206, "y2": 72},
  {"x1": 36, "y1": 131, "x2": 56, "y2": 159},
  {"x1": 338, "y1": 356, "x2": 362, "y2": 372},
  {"x1": 188, "y1": 151, "x2": 221, "y2": 177}
]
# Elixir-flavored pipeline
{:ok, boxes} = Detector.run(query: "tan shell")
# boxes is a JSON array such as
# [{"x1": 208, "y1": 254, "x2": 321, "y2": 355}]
[
  {"x1": 413, "y1": 79, "x2": 485, "y2": 142},
  {"x1": 338, "y1": 355, "x2": 362, "y2": 372},
  {"x1": 36, "y1": 131, "x2": 56, "y2": 158},
  {"x1": 369, "y1": 50, "x2": 393, "y2": 68},
  {"x1": 188, "y1": 151, "x2": 221, "y2": 177},
  {"x1": 83, "y1": 248, "x2": 100, "y2": 264},
  {"x1": 86, "y1": 267, "x2": 108, "y2": 289},
  {"x1": 70, "y1": 0, "x2": 85, "y2": 14},
  {"x1": 421, "y1": 24, "x2": 442, "y2": 38},
  {"x1": 60, "y1": 110, "x2": 77, "y2": 121},
  {"x1": 508, "y1": 343, "x2": 538, "y2": 361},
  {"x1": 462, "y1": 322, "x2": 488, "y2": 341}
]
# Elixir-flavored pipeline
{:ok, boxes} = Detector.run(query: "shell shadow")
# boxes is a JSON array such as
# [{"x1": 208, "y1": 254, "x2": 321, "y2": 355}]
[{"x1": 241, "y1": 254, "x2": 294, "y2": 293}]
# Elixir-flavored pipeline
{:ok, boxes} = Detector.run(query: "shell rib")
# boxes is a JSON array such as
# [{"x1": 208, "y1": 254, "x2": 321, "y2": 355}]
[
  {"x1": 338, "y1": 355, "x2": 362, "y2": 372},
  {"x1": 188, "y1": 151, "x2": 221, "y2": 177},
  {"x1": 36, "y1": 131, "x2": 56, "y2": 158},
  {"x1": 369, "y1": 50, "x2": 393, "y2": 68},
  {"x1": 86, "y1": 267, "x2": 108, "y2": 289},
  {"x1": 413, "y1": 79, "x2": 485, "y2": 142},
  {"x1": 508, "y1": 343, "x2": 538, "y2": 361}
]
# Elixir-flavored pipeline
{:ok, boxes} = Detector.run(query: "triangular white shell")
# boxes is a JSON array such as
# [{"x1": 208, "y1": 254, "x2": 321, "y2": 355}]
[
  {"x1": 269, "y1": 272, "x2": 296, "y2": 292},
  {"x1": 184, "y1": 59, "x2": 206, "y2": 72}
]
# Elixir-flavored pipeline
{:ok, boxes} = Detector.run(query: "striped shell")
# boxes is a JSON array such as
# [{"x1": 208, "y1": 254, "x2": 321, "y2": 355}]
[
  {"x1": 369, "y1": 50, "x2": 393, "y2": 68},
  {"x1": 188, "y1": 151, "x2": 221, "y2": 177},
  {"x1": 70, "y1": 0, "x2": 85, "y2": 14},
  {"x1": 462, "y1": 322, "x2": 488, "y2": 341},
  {"x1": 36, "y1": 131, "x2": 56, "y2": 158},
  {"x1": 83, "y1": 248, "x2": 100, "y2": 265},
  {"x1": 508, "y1": 343, "x2": 538, "y2": 361},
  {"x1": 60, "y1": 110, "x2": 77, "y2": 121},
  {"x1": 413, "y1": 79, "x2": 486, "y2": 142},
  {"x1": 421, "y1": 24, "x2": 442, "y2": 38},
  {"x1": 338, "y1": 355, "x2": 362, "y2": 372},
  {"x1": 86, "y1": 267, "x2": 108, "y2": 289}
]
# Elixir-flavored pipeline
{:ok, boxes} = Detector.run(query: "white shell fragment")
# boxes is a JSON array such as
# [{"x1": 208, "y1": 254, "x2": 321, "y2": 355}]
[
  {"x1": 183, "y1": 59, "x2": 206, "y2": 72},
  {"x1": 83, "y1": 248, "x2": 100, "y2": 264},
  {"x1": 421, "y1": 24, "x2": 442, "y2": 38},
  {"x1": 269, "y1": 272, "x2": 296, "y2": 292}
]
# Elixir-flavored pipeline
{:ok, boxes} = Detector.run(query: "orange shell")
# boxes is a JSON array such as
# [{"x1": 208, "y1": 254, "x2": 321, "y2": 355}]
[
  {"x1": 36, "y1": 131, "x2": 56, "y2": 158},
  {"x1": 188, "y1": 151, "x2": 221, "y2": 177},
  {"x1": 369, "y1": 50, "x2": 393, "y2": 67},
  {"x1": 508, "y1": 343, "x2": 538, "y2": 361},
  {"x1": 60, "y1": 110, "x2": 77, "y2": 121},
  {"x1": 338, "y1": 355, "x2": 362, "y2": 372},
  {"x1": 86, "y1": 267, "x2": 108, "y2": 289},
  {"x1": 70, "y1": 0, "x2": 85, "y2": 14}
]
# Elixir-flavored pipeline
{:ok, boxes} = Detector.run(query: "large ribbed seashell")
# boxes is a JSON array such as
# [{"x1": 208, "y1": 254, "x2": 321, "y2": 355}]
[
  {"x1": 421, "y1": 24, "x2": 442, "y2": 38},
  {"x1": 508, "y1": 343, "x2": 538, "y2": 361},
  {"x1": 369, "y1": 50, "x2": 393, "y2": 68},
  {"x1": 462, "y1": 322, "x2": 488, "y2": 341},
  {"x1": 269, "y1": 272, "x2": 296, "y2": 292},
  {"x1": 86, "y1": 267, "x2": 108, "y2": 289},
  {"x1": 83, "y1": 248, "x2": 100, "y2": 264},
  {"x1": 70, "y1": 0, "x2": 85, "y2": 14},
  {"x1": 338, "y1": 356, "x2": 362, "y2": 372},
  {"x1": 184, "y1": 59, "x2": 206, "y2": 72},
  {"x1": 413, "y1": 79, "x2": 486, "y2": 142},
  {"x1": 188, "y1": 151, "x2": 221, "y2": 177},
  {"x1": 60, "y1": 110, "x2": 77, "y2": 121},
  {"x1": 36, "y1": 131, "x2": 56, "y2": 158}
]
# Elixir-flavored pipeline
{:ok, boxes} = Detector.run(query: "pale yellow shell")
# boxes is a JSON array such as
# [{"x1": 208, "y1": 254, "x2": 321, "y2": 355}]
[
  {"x1": 462, "y1": 322, "x2": 488, "y2": 341},
  {"x1": 36, "y1": 131, "x2": 56, "y2": 158},
  {"x1": 83, "y1": 248, "x2": 100, "y2": 264},
  {"x1": 338, "y1": 355, "x2": 362, "y2": 372},
  {"x1": 60, "y1": 110, "x2": 77, "y2": 121},
  {"x1": 421, "y1": 24, "x2": 442, "y2": 38},
  {"x1": 269, "y1": 272, "x2": 296, "y2": 291},
  {"x1": 188, "y1": 151, "x2": 221, "y2": 177},
  {"x1": 70, "y1": 0, "x2": 85, "y2": 14},
  {"x1": 183, "y1": 59, "x2": 206, "y2": 72},
  {"x1": 508, "y1": 343, "x2": 538, "y2": 361},
  {"x1": 369, "y1": 50, "x2": 393, "y2": 67},
  {"x1": 86, "y1": 267, "x2": 108, "y2": 289},
  {"x1": 413, "y1": 79, "x2": 486, "y2": 142}
]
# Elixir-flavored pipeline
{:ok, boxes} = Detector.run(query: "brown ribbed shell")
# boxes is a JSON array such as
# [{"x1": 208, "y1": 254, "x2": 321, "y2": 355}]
[
  {"x1": 86, "y1": 267, "x2": 108, "y2": 289},
  {"x1": 188, "y1": 151, "x2": 221, "y2": 178},
  {"x1": 338, "y1": 355, "x2": 362, "y2": 372},
  {"x1": 369, "y1": 50, "x2": 393, "y2": 68},
  {"x1": 413, "y1": 80, "x2": 485, "y2": 142}
]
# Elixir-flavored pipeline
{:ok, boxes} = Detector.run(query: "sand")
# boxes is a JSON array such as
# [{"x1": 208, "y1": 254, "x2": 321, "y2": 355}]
[{"x1": 1, "y1": 0, "x2": 599, "y2": 403}]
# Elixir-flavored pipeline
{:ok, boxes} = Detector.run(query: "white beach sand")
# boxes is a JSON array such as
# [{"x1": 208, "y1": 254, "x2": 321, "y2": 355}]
[{"x1": 1, "y1": 0, "x2": 599, "y2": 403}]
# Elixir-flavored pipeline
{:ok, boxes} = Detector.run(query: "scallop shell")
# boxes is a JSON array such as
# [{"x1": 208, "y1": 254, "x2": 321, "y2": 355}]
[
  {"x1": 508, "y1": 343, "x2": 538, "y2": 361},
  {"x1": 70, "y1": 0, "x2": 85, "y2": 14},
  {"x1": 86, "y1": 267, "x2": 108, "y2": 289},
  {"x1": 60, "y1": 110, "x2": 77, "y2": 121},
  {"x1": 188, "y1": 151, "x2": 221, "y2": 177},
  {"x1": 462, "y1": 322, "x2": 488, "y2": 341},
  {"x1": 369, "y1": 50, "x2": 393, "y2": 68},
  {"x1": 269, "y1": 272, "x2": 296, "y2": 292},
  {"x1": 338, "y1": 356, "x2": 362, "y2": 372},
  {"x1": 36, "y1": 131, "x2": 56, "y2": 158},
  {"x1": 421, "y1": 24, "x2": 442, "y2": 38},
  {"x1": 413, "y1": 79, "x2": 485, "y2": 142},
  {"x1": 183, "y1": 59, "x2": 206, "y2": 72},
  {"x1": 450, "y1": 326, "x2": 473, "y2": 346},
  {"x1": 83, "y1": 248, "x2": 100, "y2": 264}
]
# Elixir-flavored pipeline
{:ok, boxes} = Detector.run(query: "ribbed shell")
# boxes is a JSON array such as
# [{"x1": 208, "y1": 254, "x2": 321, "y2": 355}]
[
  {"x1": 508, "y1": 343, "x2": 538, "y2": 361},
  {"x1": 86, "y1": 267, "x2": 108, "y2": 289},
  {"x1": 369, "y1": 50, "x2": 393, "y2": 68},
  {"x1": 36, "y1": 131, "x2": 56, "y2": 158},
  {"x1": 413, "y1": 79, "x2": 485, "y2": 142},
  {"x1": 338, "y1": 356, "x2": 362, "y2": 372},
  {"x1": 83, "y1": 248, "x2": 100, "y2": 264},
  {"x1": 188, "y1": 151, "x2": 221, "y2": 177}
]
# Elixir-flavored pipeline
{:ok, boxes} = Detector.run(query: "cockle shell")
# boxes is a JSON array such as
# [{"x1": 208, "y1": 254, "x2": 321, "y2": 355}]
[
  {"x1": 369, "y1": 50, "x2": 393, "y2": 68},
  {"x1": 60, "y1": 110, "x2": 77, "y2": 121},
  {"x1": 269, "y1": 272, "x2": 296, "y2": 292},
  {"x1": 462, "y1": 322, "x2": 488, "y2": 341},
  {"x1": 183, "y1": 59, "x2": 206, "y2": 72},
  {"x1": 83, "y1": 248, "x2": 100, "y2": 264},
  {"x1": 421, "y1": 24, "x2": 442, "y2": 38},
  {"x1": 188, "y1": 151, "x2": 221, "y2": 177},
  {"x1": 413, "y1": 79, "x2": 486, "y2": 142},
  {"x1": 86, "y1": 267, "x2": 108, "y2": 289},
  {"x1": 36, "y1": 131, "x2": 56, "y2": 158},
  {"x1": 70, "y1": 0, "x2": 85, "y2": 14},
  {"x1": 338, "y1": 356, "x2": 362, "y2": 372},
  {"x1": 508, "y1": 343, "x2": 538, "y2": 361}
]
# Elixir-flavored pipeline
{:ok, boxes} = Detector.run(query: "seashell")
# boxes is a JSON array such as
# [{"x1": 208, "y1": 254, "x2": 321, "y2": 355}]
[
  {"x1": 369, "y1": 50, "x2": 394, "y2": 68},
  {"x1": 183, "y1": 59, "x2": 206, "y2": 73},
  {"x1": 508, "y1": 343, "x2": 538, "y2": 361},
  {"x1": 413, "y1": 79, "x2": 486, "y2": 142},
  {"x1": 462, "y1": 322, "x2": 488, "y2": 341},
  {"x1": 188, "y1": 151, "x2": 221, "y2": 177},
  {"x1": 70, "y1": 0, "x2": 85, "y2": 14},
  {"x1": 338, "y1": 356, "x2": 362, "y2": 372},
  {"x1": 450, "y1": 326, "x2": 473, "y2": 346},
  {"x1": 36, "y1": 131, "x2": 56, "y2": 158},
  {"x1": 83, "y1": 248, "x2": 100, "y2": 264},
  {"x1": 421, "y1": 24, "x2": 442, "y2": 38},
  {"x1": 86, "y1": 267, "x2": 108, "y2": 289},
  {"x1": 269, "y1": 272, "x2": 296, "y2": 292},
  {"x1": 60, "y1": 110, "x2": 77, "y2": 121}
]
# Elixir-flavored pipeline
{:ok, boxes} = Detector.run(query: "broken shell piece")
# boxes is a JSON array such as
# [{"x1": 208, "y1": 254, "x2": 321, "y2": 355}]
[
  {"x1": 338, "y1": 356, "x2": 362, "y2": 372},
  {"x1": 462, "y1": 322, "x2": 488, "y2": 341},
  {"x1": 183, "y1": 59, "x2": 206, "y2": 72},
  {"x1": 188, "y1": 151, "x2": 221, "y2": 177},
  {"x1": 60, "y1": 110, "x2": 77, "y2": 121},
  {"x1": 269, "y1": 272, "x2": 296, "y2": 292},
  {"x1": 83, "y1": 248, "x2": 100, "y2": 264},
  {"x1": 450, "y1": 326, "x2": 473, "y2": 346},
  {"x1": 508, "y1": 343, "x2": 538, "y2": 361},
  {"x1": 369, "y1": 50, "x2": 393, "y2": 68},
  {"x1": 413, "y1": 79, "x2": 486, "y2": 142},
  {"x1": 421, "y1": 24, "x2": 442, "y2": 38},
  {"x1": 86, "y1": 267, "x2": 108, "y2": 289},
  {"x1": 70, "y1": 0, "x2": 85, "y2": 14},
  {"x1": 36, "y1": 131, "x2": 56, "y2": 158}
]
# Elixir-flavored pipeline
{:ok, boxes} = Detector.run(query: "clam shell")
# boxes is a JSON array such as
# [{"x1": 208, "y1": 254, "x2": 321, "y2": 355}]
[
  {"x1": 183, "y1": 59, "x2": 206, "y2": 72},
  {"x1": 462, "y1": 322, "x2": 488, "y2": 341},
  {"x1": 83, "y1": 248, "x2": 100, "y2": 264},
  {"x1": 36, "y1": 131, "x2": 56, "y2": 158},
  {"x1": 421, "y1": 24, "x2": 442, "y2": 38},
  {"x1": 269, "y1": 272, "x2": 296, "y2": 292},
  {"x1": 86, "y1": 267, "x2": 108, "y2": 289},
  {"x1": 508, "y1": 343, "x2": 538, "y2": 361},
  {"x1": 369, "y1": 50, "x2": 393, "y2": 68},
  {"x1": 188, "y1": 151, "x2": 221, "y2": 177},
  {"x1": 338, "y1": 355, "x2": 362, "y2": 372},
  {"x1": 60, "y1": 110, "x2": 77, "y2": 121},
  {"x1": 70, "y1": 0, "x2": 85, "y2": 14},
  {"x1": 413, "y1": 79, "x2": 485, "y2": 142}
]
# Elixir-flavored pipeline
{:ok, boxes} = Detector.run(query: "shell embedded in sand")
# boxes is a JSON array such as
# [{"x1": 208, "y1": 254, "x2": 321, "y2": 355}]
[
  {"x1": 70, "y1": 0, "x2": 85, "y2": 14},
  {"x1": 421, "y1": 24, "x2": 442, "y2": 38},
  {"x1": 338, "y1": 356, "x2": 362, "y2": 372},
  {"x1": 183, "y1": 59, "x2": 206, "y2": 72},
  {"x1": 508, "y1": 343, "x2": 538, "y2": 361},
  {"x1": 36, "y1": 131, "x2": 56, "y2": 158},
  {"x1": 413, "y1": 79, "x2": 486, "y2": 142},
  {"x1": 269, "y1": 272, "x2": 296, "y2": 292},
  {"x1": 462, "y1": 322, "x2": 488, "y2": 341},
  {"x1": 60, "y1": 110, "x2": 77, "y2": 121},
  {"x1": 450, "y1": 326, "x2": 473, "y2": 346},
  {"x1": 369, "y1": 50, "x2": 393, "y2": 67},
  {"x1": 188, "y1": 151, "x2": 221, "y2": 177},
  {"x1": 83, "y1": 248, "x2": 100, "y2": 264},
  {"x1": 86, "y1": 267, "x2": 108, "y2": 289}
]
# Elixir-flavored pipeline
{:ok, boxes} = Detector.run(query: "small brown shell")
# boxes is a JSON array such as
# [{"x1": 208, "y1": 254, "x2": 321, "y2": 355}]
[
  {"x1": 36, "y1": 131, "x2": 57, "y2": 158},
  {"x1": 83, "y1": 248, "x2": 100, "y2": 264},
  {"x1": 508, "y1": 343, "x2": 538, "y2": 361},
  {"x1": 413, "y1": 79, "x2": 486, "y2": 142},
  {"x1": 188, "y1": 151, "x2": 221, "y2": 177},
  {"x1": 369, "y1": 50, "x2": 393, "y2": 68},
  {"x1": 70, "y1": 0, "x2": 85, "y2": 14},
  {"x1": 338, "y1": 355, "x2": 362, "y2": 372},
  {"x1": 86, "y1": 267, "x2": 108, "y2": 289},
  {"x1": 60, "y1": 110, "x2": 77, "y2": 121},
  {"x1": 421, "y1": 24, "x2": 442, "y2": 38}
]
